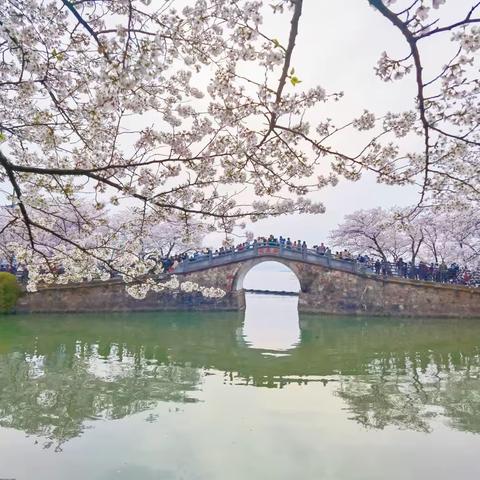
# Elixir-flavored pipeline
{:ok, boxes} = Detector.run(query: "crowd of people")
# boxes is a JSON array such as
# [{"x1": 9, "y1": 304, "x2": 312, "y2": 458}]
[
  {"x1": 162, "y1": 234, "x2": 480, "y2": 287},
  {"x1": 368, "y1": 257, "x2": 477, "y2": 285},
  {"x1": 1, "y1": 234, "x2": 479, "y2": 287}
]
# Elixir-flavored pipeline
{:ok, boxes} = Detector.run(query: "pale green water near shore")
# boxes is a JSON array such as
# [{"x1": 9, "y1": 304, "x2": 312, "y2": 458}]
[{"x1": 1, "y1": 284, "x2": 480, "y2": 479}]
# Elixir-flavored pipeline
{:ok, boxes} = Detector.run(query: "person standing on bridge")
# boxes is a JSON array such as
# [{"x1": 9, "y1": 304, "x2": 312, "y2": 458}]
[{"x1": 439, "y1": 261, "x2": 448, "y2": 283}]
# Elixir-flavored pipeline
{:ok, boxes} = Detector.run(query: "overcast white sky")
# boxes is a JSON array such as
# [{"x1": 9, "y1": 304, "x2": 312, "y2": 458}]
[{"x1": 221, "y1": 0, "x2": 469, "y2": 247}]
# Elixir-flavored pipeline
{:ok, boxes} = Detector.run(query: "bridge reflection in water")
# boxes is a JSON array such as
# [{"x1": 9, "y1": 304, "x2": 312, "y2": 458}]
[
  {"x1": 242, "y1": 294, "x2": 300, "y2": 352},
  {"x1": 241, "y1": 262, "x2": 301, "y2": 352}
]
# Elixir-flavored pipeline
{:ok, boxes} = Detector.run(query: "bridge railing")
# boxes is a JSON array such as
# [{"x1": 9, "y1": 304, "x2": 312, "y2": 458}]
[
  {"x1": 174, "y1": 242, "x2": 480, "y2": 287},
  {"x1": 174, "y1": 242, "x2": 369, "y2": 276}
]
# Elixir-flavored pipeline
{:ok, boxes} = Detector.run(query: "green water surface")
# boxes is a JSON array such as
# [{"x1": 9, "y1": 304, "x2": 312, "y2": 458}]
[{"x1": 0, "y1": 295, "x2": 480, "y2": 480}]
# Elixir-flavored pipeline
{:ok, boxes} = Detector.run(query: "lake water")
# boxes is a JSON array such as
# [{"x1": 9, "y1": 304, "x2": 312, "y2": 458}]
[{"x1": 1, "y1": 268, "x2": 480, "y2": 479}]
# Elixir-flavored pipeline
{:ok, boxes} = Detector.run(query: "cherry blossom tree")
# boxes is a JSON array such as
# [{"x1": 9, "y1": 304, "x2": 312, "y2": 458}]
[
  {"x1": 368, "y1": 0, "x2": 480, "y2": 209},
  {"x1": 328, "y1": 207, "x2": 405, "y2": 261},
  {"x1": 331, "y1": 205, "x2": 480, "y2": 267},
  {"x1": 141, "y1": 220, "x2": 206, "y2": 259},
  {"x1": 0, "y1": 0, "x2": 333, "y2": 294},
  {"x1": 0, "y1": 0, "x2": 479, "y2": 294},
  {"x1": 400, "y1": 206, "x2": 480, "y2": 267},
  {"x1": 1, "y1": 204, "x2": 208, "y2": 293},
  {"x1": 394, "y1": 208, "x2": 426, "y2": 264},
  {"x1": 440, "y1": 208, "x2": 480, "y2": 267}
]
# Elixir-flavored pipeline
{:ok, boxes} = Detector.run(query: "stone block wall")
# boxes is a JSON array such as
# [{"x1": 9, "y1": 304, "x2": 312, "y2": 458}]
[
  {"x1": 14, "y1": 257, "x2": 480, "y2": 318},
  {"x1": 296, "y1": 264, "x2": 480, "y2": 318},
  {"x1": 16, "y1": 277, "x2": 245, "y2": 314}
]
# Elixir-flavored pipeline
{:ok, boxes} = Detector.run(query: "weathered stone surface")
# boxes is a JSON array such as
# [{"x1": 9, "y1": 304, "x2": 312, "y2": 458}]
[
  {"x1": 16, "y1": 277, "x2": 245, "y2": 313},
  {"x1": 295, "y1": 263, "x2": 480, "y2": 318},
  {"x1": 16, "y1": 255, "x2": 480, "y2": 317}
]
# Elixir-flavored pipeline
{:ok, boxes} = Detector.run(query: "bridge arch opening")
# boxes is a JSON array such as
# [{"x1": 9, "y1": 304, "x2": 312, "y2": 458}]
[
  {"x1": 233, "y1": 259, "x2": 301, "y2": 293},
  {"x1": 239, "y1": 261, "x2": 301, "y2": 352}
]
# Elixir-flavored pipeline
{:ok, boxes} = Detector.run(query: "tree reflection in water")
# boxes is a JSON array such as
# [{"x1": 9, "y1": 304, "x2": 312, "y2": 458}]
[
  {"x1": 0, "y1": 342, "x2": 201, "y2": 451},
  {"x1": 0, "y1": 311, "x2": 479, "y2": 451},
  {"x1": 336, "y1": 351, "x2": 480, "y2": 434}
]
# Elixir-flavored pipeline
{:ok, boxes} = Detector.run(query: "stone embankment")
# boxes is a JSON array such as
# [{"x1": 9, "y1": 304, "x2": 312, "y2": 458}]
[{"x1": 15, "y1": 254, "x2": 480, "y2": 318}]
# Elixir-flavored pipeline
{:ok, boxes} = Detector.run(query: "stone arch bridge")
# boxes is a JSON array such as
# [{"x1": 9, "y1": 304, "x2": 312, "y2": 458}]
[
  {"x1": 18, "y1": 244, "x2": 480, "y2": 317},
  {"x1": 172, "y1": 245, "x2": 480, "y2": 317}
]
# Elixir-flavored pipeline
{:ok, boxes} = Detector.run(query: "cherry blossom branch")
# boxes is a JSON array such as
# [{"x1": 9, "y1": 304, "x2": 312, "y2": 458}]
[
  {"x1": 369, "y1": 0, "x2": 431, "y2": 205},
  {"x1": 416, "y1": 2, "x2": 480, "y2": 39},
  {"x1": 0, "y1": 150, "x2": 35, "y2": 249}
]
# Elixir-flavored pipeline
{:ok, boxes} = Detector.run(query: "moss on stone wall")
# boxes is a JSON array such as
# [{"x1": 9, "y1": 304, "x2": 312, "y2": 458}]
[{"x1": 0, "y1": 272, "x2": 22, "y2": 313}]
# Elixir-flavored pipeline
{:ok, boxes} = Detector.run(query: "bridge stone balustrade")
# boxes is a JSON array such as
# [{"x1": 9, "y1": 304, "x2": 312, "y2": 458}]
[{"x1": 15, "y1": 245, "x2": 480, "y2": 317}]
